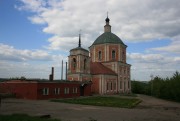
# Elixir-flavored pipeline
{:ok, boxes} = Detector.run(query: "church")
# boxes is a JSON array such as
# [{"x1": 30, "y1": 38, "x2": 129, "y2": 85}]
[{"x1": 67, "y1": 16, "x2": 131, "y2": 95}]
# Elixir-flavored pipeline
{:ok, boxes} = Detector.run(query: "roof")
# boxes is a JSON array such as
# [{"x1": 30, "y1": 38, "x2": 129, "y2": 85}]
[
  {"x1": 0, "y1": 80, "x2": 91, "y2": 84},
  {"x1": 70, "y1": 47, "x2": 89, "y2": 52},
  {"x1": 92, "y1": 32, "x2": 126, "y2": 46},
  {"x1": 90, "y1": 62, "x2": 117, "y2": 75},
  {"x1": 1, "y1": 80, "x2": 37, "y2": 83}
]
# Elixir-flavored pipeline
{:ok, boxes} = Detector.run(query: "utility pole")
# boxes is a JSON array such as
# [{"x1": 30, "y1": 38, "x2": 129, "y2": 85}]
[
  {"x1": 66, "y1": 62, "x2": 67, "y2": 80},
  {"x1": 61, "y1": 60, "x2": 63, "y2": 80}
]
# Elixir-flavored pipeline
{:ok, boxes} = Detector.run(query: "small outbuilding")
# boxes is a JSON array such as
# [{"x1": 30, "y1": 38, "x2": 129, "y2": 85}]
[{"x1": 0, "y1": 80, "x2": 92, "y2": 100}]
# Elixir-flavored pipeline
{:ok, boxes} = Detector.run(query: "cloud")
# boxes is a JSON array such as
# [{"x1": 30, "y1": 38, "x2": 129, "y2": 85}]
[
  {"x1": 16, "y1": 0, "x2": 180, "y2": 50},
  {"x1": 46, "y1": 34, "x2": 93, "y2": 51},
  {"x1": 0, "y1": 43, "x2": 60, "y2": 62},
  {"x1": 150, "y1": 39, "x2": 180, "y2": 54},
  {"x1": 0, "y1": 60, "x2": 51, "y2": 79},
  {"x1": 15, "y1": 0, "x2": 47, "y2": 13},
  {"x1": 127, "y1": 52, "x2": 180, "y2": 80},
  {"x1": 11, "y1": 0, "x2": 180, "y2": 81},
  {"x1": 0, "y1": 43, "x2": 67, "y2": 79}
]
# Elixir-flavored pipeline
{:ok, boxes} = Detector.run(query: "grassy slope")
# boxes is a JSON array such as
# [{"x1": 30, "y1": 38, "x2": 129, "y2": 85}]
[{"x1": 52, "y1": 96, "x2": 141, "y2": 108}]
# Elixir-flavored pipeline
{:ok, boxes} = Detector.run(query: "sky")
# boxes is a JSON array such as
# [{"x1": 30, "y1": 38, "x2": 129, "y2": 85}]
[{"x1": 0, "y1": 0, "x2": 180, "y2": 81}]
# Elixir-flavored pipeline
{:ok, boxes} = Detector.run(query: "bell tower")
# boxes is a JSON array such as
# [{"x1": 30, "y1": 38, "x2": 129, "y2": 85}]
[{"x1": 67, "y1": 32, "x2": 91, "y2": 81}]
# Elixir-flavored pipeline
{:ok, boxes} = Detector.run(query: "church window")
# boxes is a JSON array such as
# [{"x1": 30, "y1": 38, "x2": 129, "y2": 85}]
[
  {"x1": 64, "y1": 88, "x2": 69, "y2": 94},
  {"x1": 114, "y1": 82, "x2": 116, "y2": 90},
  {"x1": 84, "y1": 59, "x2": 86, "y2": 70},
  {"x1": 112, "y1": 50, "x2": 115, "y2": 59},
  {"x1": 42, "y1": 88, "x2": 49, "y2": 95},
  {"x1": 73, "y1": 87, "x2": 78, "y2": 93},
  {"x1": 107, "y1": 82, "x2": 109, "y2": 90},
  {"x1": 111, "y1": 82, "x2": 113, "y2": 90},
  {"x1": 72, "y1": 58, "x2": 76, "y2": 70},
  {"x1": 54, "y1": 88, "x2": 60, "y2": 95},
  {"x1": 98, "y1": 51, "x2": 102, "y2": 60}
]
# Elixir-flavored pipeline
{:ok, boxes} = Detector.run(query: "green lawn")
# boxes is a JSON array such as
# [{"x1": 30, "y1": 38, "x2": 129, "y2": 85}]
[
  {"x1": 51, "y1": 96, "x2": 141, "y2": 108},
  {"x1": 0, "y1": 114, "x2": 60, "y2": 121}
]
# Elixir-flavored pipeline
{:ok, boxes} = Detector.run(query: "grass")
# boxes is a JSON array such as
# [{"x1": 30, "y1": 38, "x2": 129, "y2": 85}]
[
  {"x1": 119, "y1": 93, "x2": 137, "y2": 97},
  {"x1": 51, "y1": 96, "x2": 141, "y2": 108},
  {"x1": 0, "y1": 114, "x2": 60, "y2": 121}
]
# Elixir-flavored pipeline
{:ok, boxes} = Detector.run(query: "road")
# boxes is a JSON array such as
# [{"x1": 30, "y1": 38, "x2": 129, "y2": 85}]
[{"x1": 0, "y1": 95, "x2": 180, "y2": 121}]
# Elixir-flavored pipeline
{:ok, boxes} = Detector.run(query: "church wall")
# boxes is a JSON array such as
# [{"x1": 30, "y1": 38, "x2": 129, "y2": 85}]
[
  {"x1": 68, "y1": 55, "x2": 77, "y2": 73},
  {"x1": 95, "y1": 44, "x2": 105, "y2": 62},
  {"x1": 104, "y1": 75, "x2": 118, "y2": 94},
  {"x1": 68, "y1": 47, "x2": 91, "y2": 82},
  {"x1": 67, "y1": 75, "x2": 78, "y2": 81},
  {"x1": 68, "y1": 73, "x2": 91, "y2": 82},
  {"x1": 83, "y1": 83, "x2": 92, "y2": 96},
  {"x1": 91, "y1": 74, "x2": 118, "y2": 95},
  {"x1": 120, "y1": 46, "x2": 126, "y2": 63},
  {"x1": 70, "y1": 49, "x2": 89, "y2": 57},
  {"x1": 118, "y1": 64, "x2": 131, "y2": 93},
  {"x1": 91, "y1": 75, "x2": 100, "y2": 94},
  {"x1": 102, "y1": 62, "x2": 118, "y2": 73},
  {"x1": 82, "y1": 76, "x2": 91, "y2": 81},
  {"x1": 108, "y1": 44, "x2": 119, "y2": 61},
  {"x1": 90, "y1": 44, "x2": 113, "y2": 62},
  {"x1": 90, "y1": 44, "x2": 127, "y2": 64}
]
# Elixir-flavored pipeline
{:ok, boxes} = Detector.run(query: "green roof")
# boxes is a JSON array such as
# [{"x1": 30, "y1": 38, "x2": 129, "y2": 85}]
[
  {"x1": 92, "y1": 32, "x2": 126, "y2": 46},
  {"x1": 70, "y1": 47, "x2": 89, "y2": 52}
]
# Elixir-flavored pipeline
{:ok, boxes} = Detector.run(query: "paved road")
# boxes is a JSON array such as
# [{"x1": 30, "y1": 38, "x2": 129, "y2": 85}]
[{"x1": 0, "y1": 95, "x2": 180, "y2": 121}]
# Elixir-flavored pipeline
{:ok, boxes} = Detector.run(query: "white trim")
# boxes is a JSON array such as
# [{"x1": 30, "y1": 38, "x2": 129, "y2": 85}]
[{"x1": 107, "y1": 45, "x2": 109, "y2": 61}]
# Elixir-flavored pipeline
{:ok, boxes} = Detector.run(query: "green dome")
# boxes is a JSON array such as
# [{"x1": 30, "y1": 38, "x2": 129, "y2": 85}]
[{"x1": 92, "y1": 32, "x2": 126, "y2": 46}]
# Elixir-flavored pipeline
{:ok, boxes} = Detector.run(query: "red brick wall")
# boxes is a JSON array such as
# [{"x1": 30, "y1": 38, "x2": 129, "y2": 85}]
[
  {"x1": 109, "y1": 45, "x2": 119, "y2": 61},
  {"x1": 94, "y1": 45, "x2": 105, "y2": 62},
  {"x1": 0, "y1": 81, "x2": 37, "y2": 100},
  {"x1": 82, "y1": 76, "x2": 91, "y2": 81},
  {"x1": 0, "y1": 80, "x2": 92, "y2": 100},
  {"x1": 91, "y1": 77, "x2": 99, "y2": 94},
  {"x1": 121, "y1": 47, "x2": 126, "y2": 63},
  {"x1": 37, "y1": 83, "x2": 80, "y2": 99},
  {"x1": 83, "y1": 83, "x2": 92, "y2": 96},
  {"x1": 69, "y1": 56, "x2": 77, "y2": 73}
]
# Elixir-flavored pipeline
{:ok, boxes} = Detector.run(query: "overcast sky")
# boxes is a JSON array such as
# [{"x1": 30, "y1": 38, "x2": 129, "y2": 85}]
[{"x1": 0, "y1": 0, "x2": 180, "y2": 81}]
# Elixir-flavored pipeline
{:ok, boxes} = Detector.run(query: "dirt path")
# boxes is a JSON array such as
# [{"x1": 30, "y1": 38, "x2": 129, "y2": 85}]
[
  {"x1": 0, "y1": 95, "x2": 180, "y2": 121},
  {"x1": 137, "y1": 94, "x2": 180, "y2": 109}
]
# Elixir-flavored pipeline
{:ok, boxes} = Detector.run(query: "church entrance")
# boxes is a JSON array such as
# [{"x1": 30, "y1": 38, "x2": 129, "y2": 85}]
[
  {"x1": 80, "y1": 86, "x2": 84, "y2": 96},
  {"x1": 80, "y1": 83, "x2": 87, "y2": 96}
]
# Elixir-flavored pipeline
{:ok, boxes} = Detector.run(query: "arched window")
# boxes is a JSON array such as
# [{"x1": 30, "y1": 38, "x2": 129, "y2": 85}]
[
  {"x1": 107, "y1": 82, "x2": 109, "y2": 90},
  {"x1": 72, "y1": 58, "x2": 76, "y2": 70},
  {"x1": 112, "y1": 50, "x2": 115, "y2": 59},
  {"x1": 98, "y1": 51, "x2": 102, "y2": 60},
  {"x1": 84, "y1": 59, "x2": 86, "y2": 70},
  {"x1": 111, "y1": 82, "x2": 113, "y2": 90}
]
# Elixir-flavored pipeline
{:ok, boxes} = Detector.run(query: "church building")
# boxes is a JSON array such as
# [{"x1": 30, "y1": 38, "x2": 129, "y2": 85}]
[{"x1": 67, "y1": 16, "x2": 131, "y2": 94}]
